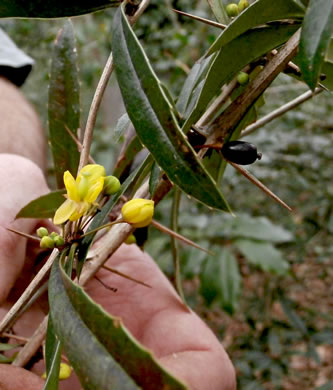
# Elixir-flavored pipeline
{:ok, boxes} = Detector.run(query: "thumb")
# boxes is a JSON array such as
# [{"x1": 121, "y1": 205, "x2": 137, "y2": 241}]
[{"x1": 0, "y1": 154, "x2": 49, "y2": 302}]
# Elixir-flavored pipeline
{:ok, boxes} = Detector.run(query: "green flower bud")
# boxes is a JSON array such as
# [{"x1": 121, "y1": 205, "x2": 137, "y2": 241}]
[
  {"x1": 37, "y1": 227, "x2": 49, "y2": 238},
  {"x1": 125, "y1": 234, "x2": 137, "y2": 245},
  {"x1": 237, "y1": 71, "x2": 249, "y2": 85},
  {"x1": 50, "y1": 232, "x2": 59, "y2": 239},
  {"x1": 53, "y1": 235, "x2": 65, "y2": 247},
  {"x1": 238, "y1": 0, "x2": 249, "y2": 12},
  {"x1": 103, "y1": 176, "x2": 121, "y2": 195},
  {"x1": 226, "y1": 3, "x2": 239, "y2": 17},
  {"x1": 40, "y1": 236, "x2": 55, "y2": 249}
]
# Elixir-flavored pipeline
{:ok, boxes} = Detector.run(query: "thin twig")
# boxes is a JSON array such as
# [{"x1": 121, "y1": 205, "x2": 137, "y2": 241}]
[
  {"x1": 207, "y1": 29, "x2": 301, "y2": 143},
  {"x1": 64, "y1": 125, "x2": 95, "y2": 163},
  {"x1": 2, "y1": 333, "x2": 29, "y2": 343},
  {"x1": 151, "y1": 220, "x2": 214, "y2": 255},
  {"x1": 94, "y1": 275, "x2": 118, "y2": 292},
  {"x1": 173, "y1": 9, "x2": 227, "y2": 29},
  {"x1": 241, "y1": 87, "x2": 324, "y2": 137},
  {"x1": 0, "y1": 250, "x2": 58, "y2": 335},
  {"x1": 101, "y1": 264, "x2": 152, "y2": 288},
  {"x1": 78, "y1": 0, "x2": 151, "y2": 171},
  {"x1": 228, "y1": 160, "x2": 292, "y2": 211},
  {"x1": 6, "y1": 227, "x2": 40, "y2": 242},
  {"x1": 12, "y1": 316, "x2": 48, "y2": 367},
  {"x1": 196, "y1": 78, "x2": 239, "y2": 128},
  {"x1": 78, "y1": 53, "x2": 114, "y2": 171}
]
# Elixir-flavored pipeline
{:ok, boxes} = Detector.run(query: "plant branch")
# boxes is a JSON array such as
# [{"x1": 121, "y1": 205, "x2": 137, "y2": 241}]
[
  {"x1": 228, "y1": 160, "x2": 292, "y2": 211},
  {"x1": 172, "y1": 9, "x2": 227, "y2": 29},
  {"x1": 78, "y1": 0, "x2": 151, "y2": 171},
  {"x1": 206, "y1": 29, "x2": 301, "y2": 143},
  {"x1": 151, "y1": 220, "x2": 213, "y2": 255},
  {"x1": 0, "y1": 250, "x2": 58, "y2": 335},
  {"x1": 241, "y1": 87, "x2": 324, "y2": 137}
]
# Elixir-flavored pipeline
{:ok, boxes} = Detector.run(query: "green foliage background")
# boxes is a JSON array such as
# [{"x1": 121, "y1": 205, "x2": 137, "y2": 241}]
[{"x1": 2, "y1": 0, "x2": 333, "y2": 388}]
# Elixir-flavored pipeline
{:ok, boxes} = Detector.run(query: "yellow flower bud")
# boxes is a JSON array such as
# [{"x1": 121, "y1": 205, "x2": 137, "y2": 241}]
[
  {"x1": 103, "y1": 176, "x2": 121, "y2": 195},
  {"x1": 59, "y1": 362, "x2": 72, "y2": 380},
  {"x1": 121, "y1": 199, "x2": 154, "y2": 228},
  {"x1": 125, "y1": 234, "x2": 137, "y2": 245},
  {"x1": 40, "y1": 236, "x2": 55, "y2": 249},
  {"x1": 41, "y1": 363, "x2": 72, "y2": 381},
  {"x1": 37, "y1": 227, "x2": 49, "y2": 238}
]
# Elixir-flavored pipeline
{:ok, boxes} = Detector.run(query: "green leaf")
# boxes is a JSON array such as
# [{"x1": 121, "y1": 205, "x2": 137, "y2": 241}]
[
  {"x1": 44, "y1": 317, "x2": 62, "y2": 390},
  {"x1": 0, "y1": 343, "x2": 20, "y2": 351},
  {"x1": 112, "y1": 6, "x2": 231, "y2": 212},
  {"x1": 49, "y1": 257, "x2": 140, "y2": 390},
  {"x1": 183, "y1": 24, "x2": 300, "y2": 131},
  {"x1": 227, "y1": 215, "x2": 293, "y2": 243},
  {"x1": 48, "y1": 20, "x2": 80, "y2": 189},
  {"x1": 0, "y1": 354, "x2": 14, "y2": 363},
  {"x1": 60, "y1": 263, "x2": 188, "y2": 389},
  {"x1": 200, "y1": 248, "x2": 241, "y2": 314},
  {"x1": 176, "y1": 54, "x2": 214, "y2": 118},
  {"x1": 235, "y1": 239, "x2": 290, "y2": 275},
  {"x1": 206, "y1": 0, "x2": 229, "y2": 25},
  {"x1": 279, "y1": 297, "x2": 308, "y2": 335},
  {"x1": 207, "y1": 0, "x2": 305, "y2": 56},
  {"x1": 113, "y1": 113, "x2": 131, "y2": 143},
  {"x1": 0, "y1": 0, "x2": 120, "y2": 18},
  {"x1": 149, "y1": 162, "x2": 162, "y2": 198},
  {"x1": 299, "y1": 0, "x2": 333, "y2": 89},
  {"x1": 15, "y1": 190, "x2": 66, "y2": 219}
]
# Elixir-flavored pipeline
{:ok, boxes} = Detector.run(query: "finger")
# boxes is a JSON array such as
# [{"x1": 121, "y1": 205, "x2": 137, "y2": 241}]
[
  {"x1": 0, "y1": 154, "x2": 49, "y2": 302},
  {"x1": 0, "y1": 364, "x2": 44, "y2": 390}
]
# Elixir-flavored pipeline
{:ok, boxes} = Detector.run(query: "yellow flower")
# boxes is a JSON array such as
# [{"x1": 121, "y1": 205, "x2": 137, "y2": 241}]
[
  {"x1": 121, "y1": 199, "x2": 154, "y2": 228},
  {"x1": 54, "y1": 164, "x2": 105, "y2": 225}
]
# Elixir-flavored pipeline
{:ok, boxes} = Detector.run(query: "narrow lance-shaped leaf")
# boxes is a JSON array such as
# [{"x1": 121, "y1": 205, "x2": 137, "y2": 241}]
[
  {"x1": 44, "y1": 317, "x2": 62, "y2": 390},
  {"x1": 0, "y1": 0, "x2": 121, "y2": 18},
  {"x1": 60, "y1": 261, "x2": 188, "y2": 389},
  {"x1": 15, "y1": 190, "x2": 66, "y2": 220},
  {"x1": 299, "y1": 0, "x2": 333, "y2": 90},
  {"x1": 112, "y1": 5, "x2": 230, "y2": 212},
  {"x1": 183, "y1": 24, "x2": 300, "y2": 131},
  {"x1": 206, "y1": 0, "x2": 229, "y2": 25},
  {"x1": 49, "y1": 20, "x2": 80, "y2": 189},
  {"x1": 207, "y1": 0, "x2": 305, "y2": 56},
  {"x1": 49, "y1": 257, "x2": 140, "y2": 390}
]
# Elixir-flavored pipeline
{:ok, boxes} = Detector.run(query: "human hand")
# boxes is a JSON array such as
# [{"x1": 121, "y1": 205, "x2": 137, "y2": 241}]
[
  {"x1": 85, "y1": 244, "x2": 236, "y2": 390},
  {"x1": 0, "y1": 154, "x2": 49, "y2": 303},
  {"x1": 0, "y1": 154, "x2": 235, "y2": 390}
]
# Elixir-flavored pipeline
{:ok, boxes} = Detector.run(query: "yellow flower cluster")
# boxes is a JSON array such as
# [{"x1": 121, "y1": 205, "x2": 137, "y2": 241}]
[{"x1": 54, "y1": 164, "x2": 106, "y2": 225}]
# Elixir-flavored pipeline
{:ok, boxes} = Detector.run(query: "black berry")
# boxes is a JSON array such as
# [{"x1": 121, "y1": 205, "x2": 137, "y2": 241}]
[{"x1": 221, "y1": 140, "x2": 262, "y2": 165}]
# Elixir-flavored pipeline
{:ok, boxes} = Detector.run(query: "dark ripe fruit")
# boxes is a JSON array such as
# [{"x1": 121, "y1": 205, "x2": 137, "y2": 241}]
[
  {"x1": 187, "y1": 128, "x2": 207, "y2": 148},
  {"x1": 221, "y1": 140, "x2": 262, "y2": 165}
]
